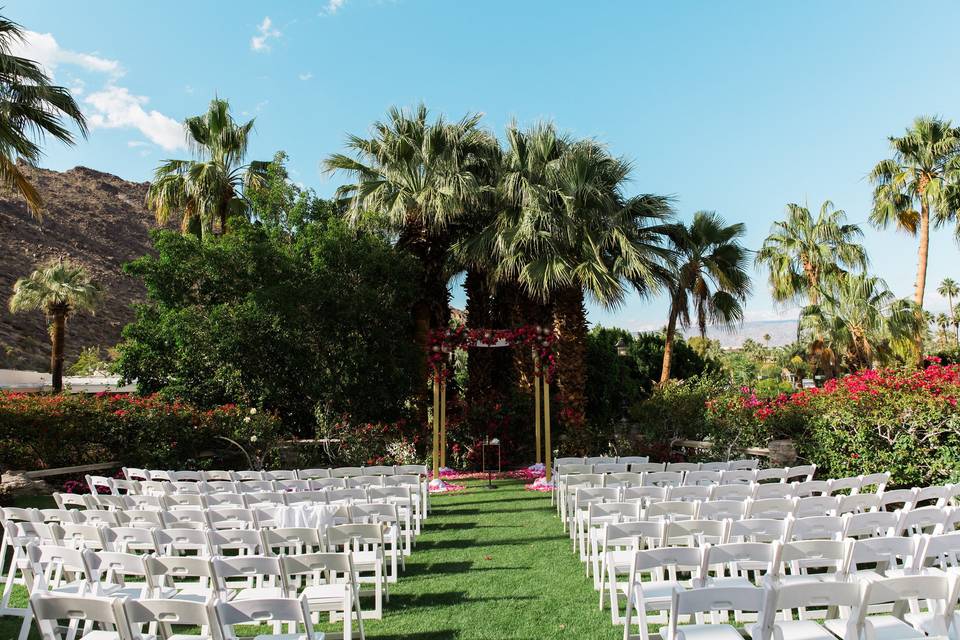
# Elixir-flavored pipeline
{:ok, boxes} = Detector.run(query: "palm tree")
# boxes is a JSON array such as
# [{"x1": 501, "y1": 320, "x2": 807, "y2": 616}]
[
  {"x1": 935, "y1": 313, "x2": 952, "y2": 348},
  {"x1": 659, "y1": 211, "x2": 751, "y2": 384},
  {"x1": 800, "y1": 274, "x2": 921, "y2": 371},
  {"x1": 0, "y1": 15, "x2": 87, "y2": 218},
  {"x1": 756, "y1": 201, "x2": 867, "y2": 306},
  {"x1": 870, "y1": 117, "x2": 960, "y2": 308},
  {"x1": 460, "y1": 124, "x2": 673, "y2": 440},
  {"x1": 9, "y1": 258, "x2": 100, "y2": 392},
  {"x1": 147, "y1": 98, "x2": 268, "y2": 238},
  {"x1": 937, "y1": 277, "x2": 960, "y2": 344},
  {"x1": 324, "y1": 105, "x2": 490, "y2": 350}
]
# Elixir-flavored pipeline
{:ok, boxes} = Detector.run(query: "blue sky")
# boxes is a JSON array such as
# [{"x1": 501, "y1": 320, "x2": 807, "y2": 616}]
[{"x1": 9, "y1": 1, "x2": 960, "y2": 332}]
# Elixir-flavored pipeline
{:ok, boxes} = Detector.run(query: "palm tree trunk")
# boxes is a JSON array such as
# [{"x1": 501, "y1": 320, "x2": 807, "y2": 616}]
[
  {"x1": 915, "y1": 202, "x2": 930, "y2": 307},
  {"x1": 553, "y1": 286, "x2": 588, "y2": 454},
  {"x1": 949, "y1": 292, "x2": 958, "y2": 346},
  {"x1": 49, "y1": 311, "x2": 66, "y2": 393},
  {"x1": 659, "y1": 306, "x2": 679, "y2": 384}
]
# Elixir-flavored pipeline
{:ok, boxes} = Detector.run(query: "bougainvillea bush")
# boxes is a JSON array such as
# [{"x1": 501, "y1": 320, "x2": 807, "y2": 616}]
[
  {"x1": 0, "y1": 392, "x2": 282, "y2": 471},
  {"x1": 675, "y1": 361, "x2": 960, "y2": 487}
]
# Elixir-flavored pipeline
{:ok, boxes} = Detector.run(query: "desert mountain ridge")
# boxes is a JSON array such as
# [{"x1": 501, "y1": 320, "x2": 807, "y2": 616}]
[{"x1": 0, "y1": 163, "x2": 164, "y2": 371}]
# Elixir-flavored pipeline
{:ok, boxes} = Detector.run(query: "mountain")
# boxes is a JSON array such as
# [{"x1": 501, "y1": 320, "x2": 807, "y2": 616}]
[
  {"x1": 679, "y1": 319, "x2": 799, "y2": 348},
  {"x1": 0, "y1": 163, "x2": 161, "y2": 371}
]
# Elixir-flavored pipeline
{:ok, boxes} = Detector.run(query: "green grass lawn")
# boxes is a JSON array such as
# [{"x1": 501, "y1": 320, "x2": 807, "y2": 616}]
[{"x1": 0, "y1": 479, "x2": 622, "y2": 639}]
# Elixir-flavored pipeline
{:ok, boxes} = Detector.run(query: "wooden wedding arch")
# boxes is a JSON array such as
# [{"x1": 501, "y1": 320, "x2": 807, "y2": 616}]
[{"x1": 427, "y1": 325, "x2": 558, "y2": 482}]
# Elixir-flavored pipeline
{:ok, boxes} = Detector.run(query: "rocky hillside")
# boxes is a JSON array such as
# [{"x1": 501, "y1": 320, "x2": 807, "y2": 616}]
[{"x1": 0, "y1": 164, "x2": 159, "y2": 371}]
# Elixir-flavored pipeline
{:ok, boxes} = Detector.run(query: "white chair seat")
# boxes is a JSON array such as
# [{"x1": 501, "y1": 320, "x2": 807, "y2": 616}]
[
  {"x1": 618, "y1": 579, "x2": 682, "y2": 604},
  {"x1": 764, "y1": 620, "x2": 840, "y2": 640},
  {"x1": 76, "y1": 632, "x2": 121, "y2": 640},
  {"x1": 232, "y1": 586, "x2": 286, "y2": 601},
  {"x1": 302, "y1": 583, "x2": 351, "y2": 605},
  {"x1": 824, "y1": 615, "x2": 924, "y2": 640},
  {"x1": 253, "y1": 635, "x2": 312, "y2": 640},
  {"x1": 703, "y1": 576, "x2": 757, "y2": 589},
  {"x1": 660, "y1": 623, "x2": 743, "y2": 640}
]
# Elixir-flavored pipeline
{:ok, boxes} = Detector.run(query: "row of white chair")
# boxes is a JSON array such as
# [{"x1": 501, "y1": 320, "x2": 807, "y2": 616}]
[
  {"x1": 631, "y1": 573, "x2": 959, "y2": 640},
  {"x1": 90, "y1": 473, "x2": 428, "y2": 498},
  {"x1": 558, "y1": 479, "x2": 945, "y2": 535},
  {"x1": 552, "y1": 457, "x2": 763, "y2": 472},
  {"x1": 31, "y1": 591, "x2": 330, "y2": 640},
  {"x1": 24, "y1": 543, "x2": 368, "y2": 640},
  {"x1": 122, "y1": 464, "x2": 428, "y2": 482}
]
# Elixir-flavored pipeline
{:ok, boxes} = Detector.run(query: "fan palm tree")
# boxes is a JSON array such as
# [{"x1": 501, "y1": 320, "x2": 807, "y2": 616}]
[
  {"x1": 146, "y1": 98, "x2": 268, "y2": 238},
  {"x1": 755, "y1": 201, "x2": 867, "y2": 305},
  {"x1": 659, "y1": 211, "x2": 751, "y2": 384},
  {"x1": 0, "y1": 15, "x2": 87, "y2": 218},
  {"x1": 459, "y1": 124, "x2": 674, "y2": 438},
  {"x1": 935, "y1": 313, "x2": 952, "y2": 348},
  {"x1": 324, "y1": 105, "x2": 490, "y2": 351},
  {"x1": 870, "y1": 117, "x2": 960, "y2": 308},
  {"x1": 937, "y1": 277, "x2": 960, "y2": 344},
  {"x1": 800, "y1": 274, "x2": 921, "y2": 372},
  {"x1": 9, "y1": 258, "x2": 100, "y2": 392}
]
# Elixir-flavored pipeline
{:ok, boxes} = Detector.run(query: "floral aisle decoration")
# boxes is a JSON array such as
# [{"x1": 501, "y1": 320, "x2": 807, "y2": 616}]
[{"x1": 426, "y1": 324, "x2": 558, "y2": 489}]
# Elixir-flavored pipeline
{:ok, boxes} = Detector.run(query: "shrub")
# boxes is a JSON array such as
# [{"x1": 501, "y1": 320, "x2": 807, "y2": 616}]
[
  {"x1": 0, "y1": 392, "x2": 282, "y2": 471},
  {"x1": 117, "y1": 219, "x2": 422, "y2": 432}
]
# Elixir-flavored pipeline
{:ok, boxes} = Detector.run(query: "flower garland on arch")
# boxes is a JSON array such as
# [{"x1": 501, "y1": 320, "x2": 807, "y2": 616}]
[{"x1": 427, "y1": 324, "x2": 557, "y2": 382}]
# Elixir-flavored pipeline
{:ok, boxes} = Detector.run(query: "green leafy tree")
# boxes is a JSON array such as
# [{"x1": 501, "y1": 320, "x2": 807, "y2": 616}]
[
  {"x1": 937, "y1": 277, "x2": 960, "y2": 344},
  {"x1": 870, "y1": 117, "x2": 960, "y2": 309},
  {"x1": 659, "y1": 211, "x2": 751, "y2": 383},
  {"x1": 756, "y1": 201, "x2": 867, "y2": 305},
  {"x1": 118, "y1": 218, "x2": 423, "y2": 431},
  {"x1": 9, "y1": 258, "x2": 101, "y2": 392},
  {"x1": 147, "y1": 98, "x2": 269, "y2": 238},
  {"x1": 0, "y1": 15, "x2": 87, "y2": 218}
]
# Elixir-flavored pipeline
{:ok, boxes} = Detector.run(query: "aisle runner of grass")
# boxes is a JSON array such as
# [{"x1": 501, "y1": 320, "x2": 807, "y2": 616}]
[{"x1": 0, "y1": 479, "x2": 620, "y2": 639}]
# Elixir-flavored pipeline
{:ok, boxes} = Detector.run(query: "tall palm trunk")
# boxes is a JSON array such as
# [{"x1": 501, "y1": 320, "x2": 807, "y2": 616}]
[
  {"x1": 659, "y1": 305, "x2": 679, "y2": 384},
  {"x1": 948, "y1": 290, "x2": 958, "y2": 346},
  {"x1": 915, "y1": 200, "x2": 930, "y2": 307},
  {"x1": 553, "y1": 286, "x2": 588, "y2": 454},
  {"x1": 508, "y1": 285, "x2": 551, "y2": 392},
  {"x1": 49, "y1": 309, "x2": 67, "y2": 393}
]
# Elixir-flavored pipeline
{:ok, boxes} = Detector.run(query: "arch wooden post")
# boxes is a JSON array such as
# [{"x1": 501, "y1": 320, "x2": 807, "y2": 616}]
[
  {"x1": 543, "y1": 377, "x2": 552, "y2": 483},
  {"x1": 440, "y1": 378, "x2": 447, "y2": 469},
  {"x1": 431, "y1": 373, "x2": 440, "y2": 477},
  {"x1": 533, "y1": 374, "x2": 542, "y2": 464}
]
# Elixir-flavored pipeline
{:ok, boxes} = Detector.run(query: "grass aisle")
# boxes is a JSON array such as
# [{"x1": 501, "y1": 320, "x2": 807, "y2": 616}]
[
  {"x1": 360, "y1": 478, "x2": 619, "y2": 640},
  {"x1": 0, "y1": 479, "x2": 620, "y2": 639}
]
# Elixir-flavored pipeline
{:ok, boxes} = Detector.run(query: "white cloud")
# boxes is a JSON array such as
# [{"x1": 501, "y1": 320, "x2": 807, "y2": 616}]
[
  {"x1": 298, "y1": 71, "x2": 313, "y2": 81},
  {"x1": 126, "y1": 140, "x2": 149, "y2": 148},
  {"x1": 250, "y1": 17, "x2": 281, "y2": 52},
  {"x1": 10, "y1": 30, "x2": 122, "y2": 79},
  {"x1": 85, "y1": 86, "x2": 186, "y2": 151},
  {"x1": 184, "y1": 84, "x2": 195, "y2": 94},
  {"x1": 322, "y1": 0, "x2": 347, "y2": 14}
]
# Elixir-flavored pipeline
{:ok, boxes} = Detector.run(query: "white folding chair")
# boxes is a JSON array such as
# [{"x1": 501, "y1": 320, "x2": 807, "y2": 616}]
[
  {"x1": 755, "y1": 468, "x2": 789, "y2": 484},
  {"x1": 829, "y1": 476, "x2": 862, "y2": 496},
  {"x1": 280, "y1": 552, "x2": 365, "y2": 640},
  {"x1": 208, "y1": 529, "x2": 265, "y2": 556},
  {"x1": 785, "y1": 465, "x2": 817, "y2": 483},
  {"x1": 630, "y1": 462, "x2": 666, "y2": 473},
  {"x1": 845, "y1": 536, "x2": 918, "y2": 583},
  {"x1": 823, "y1": 574, "x2": 955, "y2": 640},
  {"x1": 213, "y1": 595, "x2": 319, "y2": 640},
  {"x1": 879, "y1": 488, "x2": 919, "y2": 512},
  {"x1": 153, "y1": 528, "x2": 212, "y2": 557},
  {"x1": 664, "y1": 519, "x2": 729, "y2": 547},
  {"x1": 711, "y1": 484, "x2": 754, "y2": 501},
  {"x1": 661, "y1": 585, "x2": 768, "y2": 640},
  {"x1": 144, "y1": 554, "x2": 217, "y2": 602},
  {"x1": 754, "y1": 482, "x2": 796, "y2": 500},
  {"x1": 122, "y1": 597, "x2": 214, "y2": 640},
  {"x1": 213, "y1": 555, "x2": 288, "y2": 600},
  {"x1": 844, "y1": 510, "x2": 899, "y2": 539},
  {"x1": 297, "y1": 468, "x2": 331, "y2": 480},
  {"x1": 837, "y1": 493, "x2": 880, "y2": 515},
  {"x1": 264, "y1": 469, "x2": 299, "y2": 481},
  {"x1": 896, "y1": 506, "x2": 949, "y2": 536},
  {"x1": 598, "y1": 521, "x2": 665, "y2": 624},
  {"x1": 330, "y1": 467, "x2": 364, "y2": 478},
  {"x1": 720, "y1": 470, "x2": 757, "y2": 485},
  {"x1": 29, "y1": 593, "x2": 127, "y2": 640},
  {"x1": 794, "y1": 496, "x2": 839, "y2": 518},
  {"x1": 729, "y1": 459, "x2": 760, "y2": 471},
  {"x1": 747, "y1": 498, "x2": 796, "y2": 520},
  {"x1": 261, "y1": 527, "x2": 325, "y2": 556},
  {"x1": 758, "y1": 580, "x2": 861, "y2": 640},
  {"x1": 643, "y1": 471, "x2": 685, "y2": 488},
  {"x1": 666, "y1": 462, "x2": 700, "y2": 473},
  {"x1": 326, "y1": 523, "x2": 388, "y2": 619},
  {"x1": 698, "y1": 500, "x2": 747, "y2": 521},
  {"x1": 622, "y1": 546, "x2": 704, "y2": 638},
  {"x1": 729, "y1": 518, "x2": 791, "y2": 544},
  {"x1": 699, "y1": 461, "x2": 730, "y2": 472},
  {"x1": 645, "y1": 500, "x2": 699, "y2": 522}
]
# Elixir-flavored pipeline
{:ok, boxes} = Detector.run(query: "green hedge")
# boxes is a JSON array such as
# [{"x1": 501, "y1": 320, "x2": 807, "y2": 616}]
[
  {"x1": 633, "y1": 362, "x2": 960, "y2": 487},
  {"x1": 0, "y1": 392, "x2": 282, "y2": 471}
]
